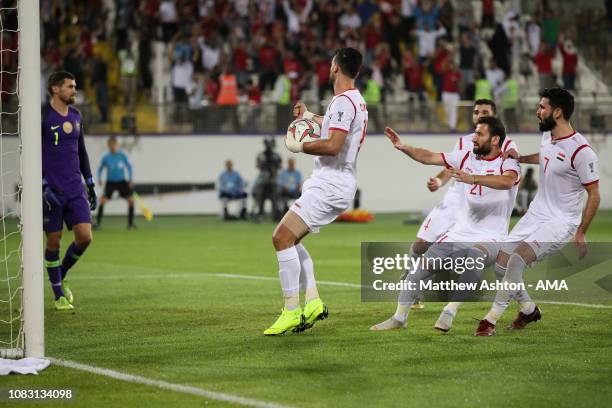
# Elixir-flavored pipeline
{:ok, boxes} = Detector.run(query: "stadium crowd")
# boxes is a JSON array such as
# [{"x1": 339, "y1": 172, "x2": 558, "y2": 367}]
[{"x1": 14, "y1": 0, "x2": 611, "y2": 132}]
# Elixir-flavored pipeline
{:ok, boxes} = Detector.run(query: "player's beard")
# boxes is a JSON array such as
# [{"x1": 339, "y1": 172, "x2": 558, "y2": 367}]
[
  {"x1": 473, "y1": 139, "x2": 492, "y2": 156},
  {"x1": 60, "y1": 94, "x2": 76, "y2": 105},
  {"x1": 538, "y1": 112, "x2": 556, "y2": 132}
]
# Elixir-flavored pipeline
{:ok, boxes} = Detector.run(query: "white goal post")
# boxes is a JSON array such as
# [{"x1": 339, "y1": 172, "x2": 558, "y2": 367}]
[{"x1": 19, "y1": 0, "x2": 44, "y2": 358}]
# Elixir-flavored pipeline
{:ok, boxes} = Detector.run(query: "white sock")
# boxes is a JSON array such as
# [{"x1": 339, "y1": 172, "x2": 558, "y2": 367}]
[
  {"x1": 296, "y1": 243, "x2": 319, "y2": 302},
  {"x1": 394, "y1": 303, "x2": 410, "y2": 323},
  {"x1": 485, "y1": 254, "x2": 527, "y2": 324},
  {"x1": 277, "y1": 246, "x2": 300, "y2": 310},
  {"x1": 443, "y1": 302, "x2": 461, "y2": 316},
  {"x1": 395, "y1": 265, "x2": 433, "y2": 322},
  {"x1": 520, "y1": 301, "x2": 536, "y2": 315}
]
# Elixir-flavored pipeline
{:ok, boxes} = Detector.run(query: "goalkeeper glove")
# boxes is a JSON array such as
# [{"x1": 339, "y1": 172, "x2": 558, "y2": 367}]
[
  {"x1": 42, "y1": 182, "x2": 62, "y2": 211},
  {"x1": 85, "y1": 177, "x2": 98, "y2": 211}
]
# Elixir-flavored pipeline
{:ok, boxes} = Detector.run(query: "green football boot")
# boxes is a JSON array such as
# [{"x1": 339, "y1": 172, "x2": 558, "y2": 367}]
[
  {"x1": 62, "y1": 280, "x2": 74, "y2": 304},
  {"x1": 296, "y1": 298, "x2": 328, "y2": 332},
  {"x1": 264, "y1": 307, "x2": 304, "y2": 335},
  {"x1": 53, "y1": 296, "x2": 74, "y2": 311}
]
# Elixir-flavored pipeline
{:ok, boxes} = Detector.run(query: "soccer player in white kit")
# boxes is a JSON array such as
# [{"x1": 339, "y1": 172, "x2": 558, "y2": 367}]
[
  {"x1": 409, "y1": 100, "x2": 511, "y2": 311},
  {"x1": 371, "y1": 102, "x2": 520, "y2": 331},
  {"x1": 264, "y1": 48, "x2": 368, "y2": 335},
  {"x1": 475, "y1": 88, "x2": 601, "y2": 336},
  {"x1": 372, "y1": 116, "x2": 521, "y2": 331}
]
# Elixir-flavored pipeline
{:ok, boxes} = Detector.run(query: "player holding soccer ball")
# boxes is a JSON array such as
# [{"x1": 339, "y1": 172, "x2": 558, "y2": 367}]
[
  {"x1": 264, "y1": 48, "x2": 368, "y2": 335},
  {"x1": 475, "y1": 88, "x2": 600, "y2": 336},
  {"x1": 42, "y1": 72, "x2": 97, "y2": 311}
]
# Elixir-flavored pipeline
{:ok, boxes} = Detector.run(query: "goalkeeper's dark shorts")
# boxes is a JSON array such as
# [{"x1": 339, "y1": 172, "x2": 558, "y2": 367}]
[{"x1": 104, "y1": 181, "x2": 133, "y2": 199}]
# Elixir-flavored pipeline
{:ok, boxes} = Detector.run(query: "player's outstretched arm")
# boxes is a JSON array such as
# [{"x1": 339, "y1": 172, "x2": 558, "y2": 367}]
[
  {"x1": 302, "y1": 130, "x2": 348, "y2": 156},
  {"x1": 504, "y1": 148, "x2": 539, "y2": 164},
  {"x1": 451, "y1": 169, "x2": 518, "y2": 190},
  {"x1": 293, "y1": 101, "x2": 323, "y2": 126},
  {"x1": 575, "y1": 182, "x2": 600, "y2": 259},
  {"x1": 385, "y1": 127, "x2": 444, "y2": 165}
]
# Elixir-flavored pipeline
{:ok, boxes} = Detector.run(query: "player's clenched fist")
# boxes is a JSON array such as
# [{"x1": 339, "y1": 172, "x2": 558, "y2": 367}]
[
  {"x1": 293, "y1": 101, "x2": 307, "y2": 119},
  {"x1": 427, "y1": 177, "x2": 442, "y2": 192}
]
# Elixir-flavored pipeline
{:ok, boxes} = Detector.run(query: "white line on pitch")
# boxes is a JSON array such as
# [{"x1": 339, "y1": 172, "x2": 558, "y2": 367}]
[
  {"x1": 72, "y1": 266, "x2": 612, "y2": 310},
  {"x1": 49, "y1": 358, "x2": 295, "y2": 408}
]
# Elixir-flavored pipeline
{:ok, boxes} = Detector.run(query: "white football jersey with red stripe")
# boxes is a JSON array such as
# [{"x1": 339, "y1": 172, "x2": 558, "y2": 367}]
[
  {"x1": 440, "y1": 134, "x2": 518, "y2": 210},
  {"x1": 440, "y1": 150, "x2": 521, "y2": 240},
  {"x1": 527, "y1": 131, "x2": 599, "y2": 225},
  {"x1": 313, "y1": 89, "x2": 368, "y2": 194}
]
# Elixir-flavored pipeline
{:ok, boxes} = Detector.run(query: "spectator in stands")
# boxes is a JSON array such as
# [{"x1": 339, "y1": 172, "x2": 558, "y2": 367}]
[
  {"x1": 534, "y1": 43, "x2": 555, "y2": 90},
  {"x1": 218, "y1": 160, "x2": 248, "y2": 221},
  {"x1": 363, "y1": 19, "x2": 381, "y2": 66},
  {"x1": 277, "y1": 158, "x2": 302, "y2": 213},
  {"x1": 486, "y1": 59, "x2": 505, "y2": 91},
  {"x1": 481, "y1": 0, "x2": 495, "y2": 29},
  {"x1": 525, "y1": 15, "x2": 541, "y2": 57},
  {"x1": 169, "y1": 42, "x2": 194, "y2": 122},
  {"x1": 273, "y1": 72, "x2": 292, "y2": 133},
  {"x1": 357, "y1": 0, "x2": 380, "y2": 24},
  {"x1": 216, "y1": 65, "x2": 241, "y2": 131},
  {"x1": 91, "y1": 53, "x2": 109, "y2": 123},
  {"x1": 487, "y1": 23, "x2": 512, "y2": 75},
  {"x1": 459, "y1": 32, "x2": 478, "y2": 98},
  {"x1": 438, "y1": 0, "x2": 455, "y2": 42},
  {"x1": 187, "y1": 72, "x2": 205, "y2": 109},
  {"x1": 233, "y1": 39, "x2": 249, "y2": 89},
  {"x1": 339, "y1": 4, "x2": 362, "y2": 32},
  {"x1": 541, "y1": 9, "x2": 560, "y2": 49},
  {"x1": 160, "y1": 0, "x2": 179, "y2": 43},
  {"x1": 415, "y1": 0, "x2": 440, "y2": 31},
  {"x1": 495, "y1": 73, "x2": 519, "y2": 132},
  {"x1": 283, "y1": 0, "x2": 313, "y2": 34},
  {"x1": 403, "y1": 49, "x2": 425, "y2": 114},
  {"x1": 432, "y1": 40, "x2": 451, "y2": 101},
  {"x1": 362, "y1": 68, "x2": 382, "y2": 132},
  {"x1": 415, "y1": 22, "x2": 446, "y2": 63},
  {"x1": 474, "y1": 70, "x2": 493, "y2": 100},
  {"x1": 455, "y1": 0, "x2": 475, "y2": 33},
  {"x1": 441, "y1": 60, "x2": 461, "y2": 132},
  {"x1": 199, "y1": 34, "x2": 221, "y2": 73},
  {"x1": 245, "y1": 79, "x2": 262, "y2": 132},
  {"x1": 118, "y1": 47, "x2": 138, "y2": 111},
  {"x1": 559, "y1": 34, "x2": 578, "y2": 91},
  {"x1": 314, "y1": 53, "x2": 331, "y2": 101},
  {"x1": 257, "y1": 40, "x2": 279, "y2": 91}
]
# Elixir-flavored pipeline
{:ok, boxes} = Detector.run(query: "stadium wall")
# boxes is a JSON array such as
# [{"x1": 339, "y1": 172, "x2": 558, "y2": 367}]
[{"x1": 2, "y1": 134, "x2": 610, "y2": 216}]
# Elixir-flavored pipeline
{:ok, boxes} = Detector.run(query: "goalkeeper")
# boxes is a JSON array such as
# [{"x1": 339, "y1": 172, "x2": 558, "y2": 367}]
[
  {"x1": 41, "y1": 71, "x2": 97, "y2": 311},
  {"x1": 95, "y1": 136, "x2": 136, "y2": 229}
]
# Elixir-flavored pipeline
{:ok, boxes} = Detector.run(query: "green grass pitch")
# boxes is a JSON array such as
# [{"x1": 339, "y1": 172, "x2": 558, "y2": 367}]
[{"x1": 2, "y1": 212, "x2": 612, "y2": 407}]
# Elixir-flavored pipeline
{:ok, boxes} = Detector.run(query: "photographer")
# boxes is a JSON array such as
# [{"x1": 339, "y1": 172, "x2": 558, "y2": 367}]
[{"x1": 253, "y1": 138, "x2": 282, "y2": 221}]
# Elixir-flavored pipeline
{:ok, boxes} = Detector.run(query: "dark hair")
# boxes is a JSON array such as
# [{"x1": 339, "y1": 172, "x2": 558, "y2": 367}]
[
  {"x1": 477, "y1": 116, "x2": 506, "y2": 147},
  {"x1": 333, "y1": 47, "x2": 362, "y2": 79},
  {"x1": 540, "y1": 87, "x2": 574, "y2": 120},
  {"x1": 47, "y1": 71, "x2": 75, "y2": 95},
  {"x1": 474, "y1": 99, "x2": 497, "y2": 115}
]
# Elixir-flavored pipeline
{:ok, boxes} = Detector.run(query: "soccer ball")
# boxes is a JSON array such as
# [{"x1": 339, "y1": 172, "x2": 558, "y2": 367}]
[{"x1": 287, "y1": 118, "x2": 321, "y2": 144}]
